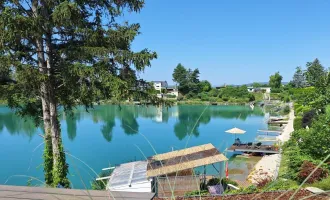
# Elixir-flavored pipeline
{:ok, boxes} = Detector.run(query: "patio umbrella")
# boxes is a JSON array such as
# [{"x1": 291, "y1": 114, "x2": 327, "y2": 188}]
[{"x1": 225, "y1": 127, "x2": 246, "y2": 140}]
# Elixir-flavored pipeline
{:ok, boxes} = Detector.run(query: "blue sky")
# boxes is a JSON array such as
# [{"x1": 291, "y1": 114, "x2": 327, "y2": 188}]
[{"x1": 120, "y1": 0, "x2": 330, "y2": 85}]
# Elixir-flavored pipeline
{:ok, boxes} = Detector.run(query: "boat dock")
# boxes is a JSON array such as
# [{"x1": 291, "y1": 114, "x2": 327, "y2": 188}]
[
  {"x1": 228, "y1": 144, "x2": 279, "y2": 154},
  {"x1": 267, "y1": 120, "x2": 288, "y2": 125},
  {"x1": 257, "y1": 129, "x2": 282, "y2": 135}
]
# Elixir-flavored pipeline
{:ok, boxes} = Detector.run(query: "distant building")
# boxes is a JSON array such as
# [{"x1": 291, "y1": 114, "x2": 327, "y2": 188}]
[
  {"x1": 247, "y1": 86, "x2": 255, "y2": 92},
  {"x1": 151, "y1": 81, "x2": 168, "y2": 92},
  {"x1": 247, "y1": 87, "x2": 271, "y2": 93},
  {"x1": 167, "y1": 86, "x2": 179, "y2": 98}
]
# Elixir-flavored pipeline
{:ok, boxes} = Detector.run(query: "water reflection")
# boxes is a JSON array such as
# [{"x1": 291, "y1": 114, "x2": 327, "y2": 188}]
[
  {"x1": 0, "y1": 105, "x2": 264, "y2": 142},
  {"x1": 65, "y1": 111, "x2": 81, "y2": 141},
  {"x1": 0, "y1": 109, "x2": 37, "y2": 138}
]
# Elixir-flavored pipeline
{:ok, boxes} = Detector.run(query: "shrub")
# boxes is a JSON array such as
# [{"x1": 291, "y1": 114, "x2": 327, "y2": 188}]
[
  {"x1": 184, "y1": 190, "x2": 209, "y2": 197},
  {"x1": 263, "y1": 179, "x2": 299, "y2": 191},
  {"x1": 295, "y1": 106, "x2": 304, "y2": 116},
  {"x1": 248, "y1": 93, "x2": 255, "y2": 102},
  {"x1": 294, "y1": 116, "x2": 303, "y2": 130},
  {"x1": 309, "y1": 176, "x2": 330, "y2": 191},
  {"x1": 207, "y1": 178, "x2": 220, "y2": 186},
  {"x1": 222, "y1": 96, "x2": 229, "y2": 102},
  {"x1": 298, "y1": 161, "x2": 329, "y2": 184},
  {"x1": 91, "y1": 171, "x2": 110, "y2": 190},
  {"x1": 284, "y1": 96, "x2": 291, "y2": 102},
  {"x1": 294, "y1": 103, "x2": 302, "y2": 112},
  {"x1": 165, "y1": 94, "x2": 177, "y2": 98},
  {"x1": 282, "y1": 105, "x2": 290, "y2": 115},
  {"x1": 302, "y1": 109, "x2": 316, "y2": 128},
  {"x1": 221, "y1": 178, "x2": 238, "y2": 187},
  {"x1": 177, "y1": 93, "x2": 184, "y2": 101},
  {"x1": 256, "y1": 177, "x2": 272, "y2": 188}
]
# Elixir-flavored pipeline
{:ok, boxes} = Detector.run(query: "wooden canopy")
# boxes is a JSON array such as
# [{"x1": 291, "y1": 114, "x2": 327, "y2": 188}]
[{"x1": 146, "y1": 143, "x2": 228, "y2": 177}]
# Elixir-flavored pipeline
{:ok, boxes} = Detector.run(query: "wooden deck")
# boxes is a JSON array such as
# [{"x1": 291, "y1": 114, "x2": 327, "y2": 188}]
[
  {"x1": 228, "y1": 144, "x2": 279, "y2": 154},
  {"x1": 267, "y1": 120, "x2": 288, "y2": 125},
  {"x1": 0, "y1": 185, "x2": 155, "y2": 200}
]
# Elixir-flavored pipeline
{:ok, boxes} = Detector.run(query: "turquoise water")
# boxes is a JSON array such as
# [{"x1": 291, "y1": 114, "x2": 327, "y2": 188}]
[{"x1": 0, "y1": 105, "x2": 267, "y2": 189}]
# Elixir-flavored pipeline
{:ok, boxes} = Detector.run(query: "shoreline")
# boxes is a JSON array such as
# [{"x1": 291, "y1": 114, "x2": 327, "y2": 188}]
[{"x1": 247, "y1": 108, "x2": 295, "y2": 184}]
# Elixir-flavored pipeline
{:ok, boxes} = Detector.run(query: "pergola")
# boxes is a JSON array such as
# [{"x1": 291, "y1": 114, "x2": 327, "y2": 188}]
[{"x1": 146, "y1": 143, "x2": 228, "y2": 197}]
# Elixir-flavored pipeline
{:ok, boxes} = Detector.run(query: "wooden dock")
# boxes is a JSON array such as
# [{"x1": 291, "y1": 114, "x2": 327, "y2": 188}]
[
  {"x1": 0, "y1": 185, "x2": 155, "y2": 200},
  {"x1": 267, "y1": 120, "x2": 288, "y2": 125},
  {"x1": 258, "y1": 129, "x2": 282, "y2": 133},
  {"x1": 228, "y1": 144, "x2": 279, "y2": 154},
  {"x1": 257, "y1": 129, "x2": 282, "y2": 136}
]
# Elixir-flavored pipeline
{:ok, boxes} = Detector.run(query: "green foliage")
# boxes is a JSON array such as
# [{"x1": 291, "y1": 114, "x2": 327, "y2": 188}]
[
  {"x1": 184, "y1": 190, "x2": 209, "y2": 197},
  {"x1": 172, "y1": 63, "x2": 187, "y2": 84},
  {"x1": 292, "y1": 66, "x2": 307, "y2": 88},
  {"x1": 165, "y1": 94, "x2": 177, "y2": 98},
  {"x1": 199, "y1": 80, "x2": 212, "y2": 92},
  {"x1": 206, "y1": 178, "x2": 238, "y2": 187},
  {"x1": 293, "y1": 117, "x2": 303, "y2": 130},
  {"x1": 172, "y1": 64, "x2": 201, "y2": 95},
  {"x1": 52, "y1": 130, "x2": 70, "y2": 188},
  {"x1": 0, "y1": 0, "x2": 163, "y2": 187},
  {"x1": 305, "y1": 58, "x2": 327, "y2": 87},
  {"x1": 218, "y1": 86, "x2": 250, "y2": 101},
  {"x1": 292, "y1": 115, "x2": 330, "y2": 160},
  {"x1": 308, "y1": 176, "x2": 330, "y2": 191},
  {"x1": 221, "y1": 178, "x2": 238, "y2": 187},
  {"x1": 225, "y1": 185, "x2": 259, "y2": 194},
  {"x1": 263, "y1": 179, "x2": 299, "y2": 191},
  {"x1": 91, "y1": 171, "x2": 111, "y2": 190},
  {"x1": 281, "y1": 105, "x2": 291, "y2": 115},
  {"x1": 43, "y1": 133, "x2": 53, "y2": 186},
  {"x1": 207, "y1": 178, "x2": 220, "y2": 186},
  {"x1": 248, "y1": 93, "x2": 256, "y2": 102},
  {"x1": 269, "y1": 72, "x2": 283, "y2": 89}
]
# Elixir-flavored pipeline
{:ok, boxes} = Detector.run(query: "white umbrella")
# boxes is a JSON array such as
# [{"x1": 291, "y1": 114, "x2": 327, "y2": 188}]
[{"x1": 225, "y1": 127, "x2": 246, "y2": 140}]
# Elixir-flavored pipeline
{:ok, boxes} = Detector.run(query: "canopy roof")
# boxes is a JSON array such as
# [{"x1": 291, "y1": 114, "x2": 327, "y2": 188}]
[
  {"x1": 146, "y1": 143, "x2": 228, "y2": 177},
  {"x1": 107, "y1": 161, "x2": 151, "y2": 192},
  {"x1": 225, "y1": 127, "x2": 246, "y2": 134}
]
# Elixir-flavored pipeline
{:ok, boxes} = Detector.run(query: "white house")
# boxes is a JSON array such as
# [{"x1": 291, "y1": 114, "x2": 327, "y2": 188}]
[
  {"x1": 166, "y1": 86, "x2": 179, "y2": 98},
  {"x1": 247, "y1": 87, "x2": 271, "y2": 93},
  {"x1": 247, "y1": 86, "x2": 255, "y2": 93},
  {"x1": 151, "y1": 81, "x2": 168, "y2": 93}
]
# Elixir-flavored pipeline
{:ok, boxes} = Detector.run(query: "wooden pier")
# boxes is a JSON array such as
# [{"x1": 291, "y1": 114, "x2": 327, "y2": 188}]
[
  {"x1": 267, "y1": 120, "x2": 288, "y2": 125},
  {"x1": 228, "y1": 144, "x2": 279, "y2": 154},
  {"x1": 257, "y1": 129, "x2": 282, "y2": 135}
]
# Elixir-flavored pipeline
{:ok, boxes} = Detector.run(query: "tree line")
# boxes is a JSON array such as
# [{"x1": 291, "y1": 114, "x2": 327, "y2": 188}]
[{"x1": 279, "y1": 58, "x2": 330, "y2": 190}]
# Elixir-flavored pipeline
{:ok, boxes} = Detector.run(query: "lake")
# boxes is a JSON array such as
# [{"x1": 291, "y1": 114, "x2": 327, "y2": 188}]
[{"x1": 0, "y1": 105, "x2": 268, "y2": 189}]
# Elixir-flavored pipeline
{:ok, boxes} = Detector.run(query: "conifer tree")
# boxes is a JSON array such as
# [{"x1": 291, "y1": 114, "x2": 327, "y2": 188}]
[{"x1": 0, "y1": 0, "x2": 160, "y2": 187}]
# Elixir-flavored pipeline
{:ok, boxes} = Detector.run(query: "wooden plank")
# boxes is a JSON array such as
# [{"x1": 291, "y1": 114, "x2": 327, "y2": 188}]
[
  {"x1": 151, "y1": 143, "x2": 214, "y2": 161},
  {"x1": 228, "y1": 145, "x2": 279, "y2": 154},
  {"x1": 0, "y1": 185, "x2": 154, "y2": 200},
  {"x1": 257, "y1": 130, "x2": 282, "y2": 133},
  {"x1": 96, "y1": 176, "x2": 111, "y2": 181}
]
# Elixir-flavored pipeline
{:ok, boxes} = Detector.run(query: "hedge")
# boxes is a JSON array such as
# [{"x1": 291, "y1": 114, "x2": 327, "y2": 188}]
[{"x1": 294, "y1": 116, "x2": 303, "y2": 130}]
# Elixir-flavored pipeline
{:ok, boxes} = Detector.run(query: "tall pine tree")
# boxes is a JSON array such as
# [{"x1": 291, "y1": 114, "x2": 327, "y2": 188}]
[{"x1": 0, "y1": 0, "x2": 161, "y2": 187}]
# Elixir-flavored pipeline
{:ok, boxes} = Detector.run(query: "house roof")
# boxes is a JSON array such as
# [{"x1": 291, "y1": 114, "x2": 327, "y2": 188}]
[
  {"x1": 146, "y1": 143, "x2": 228, "y2": 177},
  {"x1": 151, "y1": 81, "x2": 168, "y2": 87}
]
